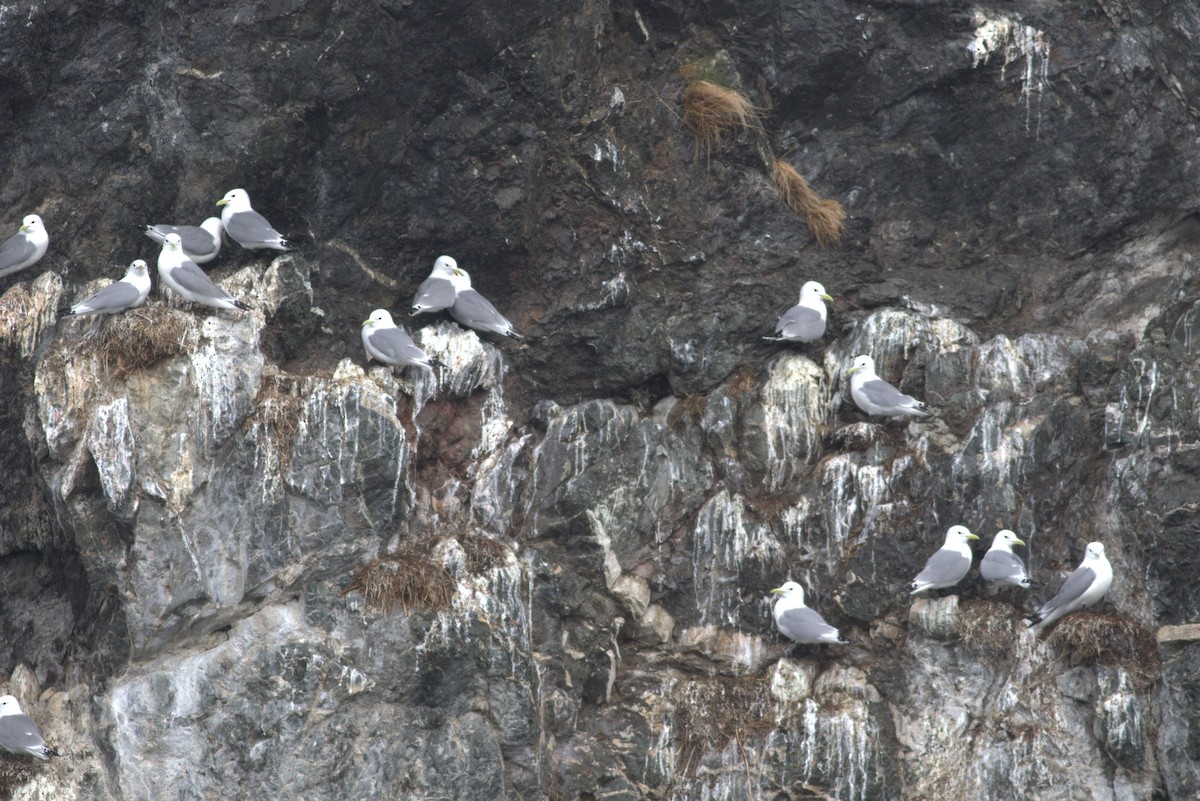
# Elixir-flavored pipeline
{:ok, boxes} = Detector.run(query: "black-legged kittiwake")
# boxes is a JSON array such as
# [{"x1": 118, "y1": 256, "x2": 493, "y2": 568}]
[
  {"x1": 216, "y1": 188, "x2": 290, "y2": 251},
  {"x1": 62, "y1": 260, "x2": 152, "y2": 317},
  {"x1": 157, "y1": 233, "x2": 250, "y2": 311},
  {"x1": 770, "y1": 581, "x2": 849, "y2": 645},
  {"x1": 763, "y1": 280, "x2": 832, "y2": 343},
  {"x1": 411, "y1": 255, "x2": 459, "y2": 316},
  {"x1": 849, "y1": 354, "x2": 930, "y2": 418},
  {"x1": 1027, "y1": 541, "x2": 1113, "y2": 629},
  {"x1": 362, "y1": 309, "x2": 438, "y2": 370},
  {"x1": 910, "y1": 525, "x2": 978, "y2": 594},
  {"x1": 448, "y1": 265, "x2": 523, "y2": 339},
  {"x1": 144, "y1": 217, "x2": 224, "y2": 264},
  {"x1": 980, "y1": 529, "x2": 1032, "y2": 589},
  {"x1": 0, "y1": 214, "x2": 49, "y2": 279},
  {"x1": 0, "y1": 695, "x2": 58, "y2": 760}
]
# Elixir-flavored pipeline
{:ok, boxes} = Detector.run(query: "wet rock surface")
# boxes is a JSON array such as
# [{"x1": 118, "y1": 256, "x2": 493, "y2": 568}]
[{"x1": 0, "y1": 0, "x2": 1199, "y2": 799}]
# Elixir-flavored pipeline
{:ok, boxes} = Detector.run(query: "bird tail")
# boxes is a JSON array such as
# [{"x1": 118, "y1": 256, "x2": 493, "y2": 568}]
[
  {"x1": 506, "y1": 330, "x2": 526, "y2": 341},
  {"x1": 762, "y1": 335, "x2": 784, "y2": 341}
]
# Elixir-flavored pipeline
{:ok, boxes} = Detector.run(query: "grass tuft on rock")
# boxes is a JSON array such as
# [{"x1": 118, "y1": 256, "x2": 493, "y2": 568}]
[{"x1": 772, "y1": 160, "x2": 846, "y2": 247}]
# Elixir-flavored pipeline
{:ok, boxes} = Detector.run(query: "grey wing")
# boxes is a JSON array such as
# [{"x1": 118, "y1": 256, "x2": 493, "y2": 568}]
[
  {"x1": 368, "y1": 327, "x2": 427, "y2": 366},
  {"x1": 170, "y1": 260, "x2": 236, "y2": 302},
  {"x1": 173, "y1": 226, "x2": 219, "y2": 258},
  {"x1": 411, "y1": 276, "x2": 456, "y2": 313},
  {"x1": 1039, "y1": 565, "x2": 1096, "y2": 615},
  {"x1": 777, "y1": 606, "x2": 840, "y2": 643},
  {"x1": 451, "y1": 289, "x2": 513, "y2": 334},
  {"x1": 0, "y1": 714, "x2": 46, "y2": 754},
  {"x1": 861, "y1": 378, "x2": 920, "y2": 408},
  {"x1": 225, "y1": 209, "x2": 283, "y2": 246},
  {"x1": 0, "y1": 232, "x2": 35, "y2": 274},
  {"x1": 915, "y1": 548, "x2": 970, "y2": 585},
  {"x1": 72, "y1": 280, "x2": 143, "y2": 314},
  {"x1": 775, "y1": 305, "x2": 825, "y2": 341},
  {"x1": 981, "y1": 551, "x2": 1029, "y2": 584}
]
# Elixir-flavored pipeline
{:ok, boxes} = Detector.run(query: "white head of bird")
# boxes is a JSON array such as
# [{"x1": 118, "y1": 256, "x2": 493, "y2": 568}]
[
  {"x1": 216, "y1": 188, "x2": 252, "y2": 212},
  {"x1": 991, "y1": 529, "x2": 1026, "y2": 551}
]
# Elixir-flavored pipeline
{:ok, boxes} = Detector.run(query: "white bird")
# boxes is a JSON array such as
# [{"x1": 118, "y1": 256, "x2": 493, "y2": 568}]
[
  {"x1": 0, "y1": 695, "x2": 57, "y2": 760},
  {"x1": 770, "y1": 581, "x2": 849, "y2": 645},
  {"x1": 980, "y1": 530, "x2": 1032, "y2": 589},
  {"x1": 0, "y1": 214, "x2": 49, "y2": 279},
  {"x1": 157, "y1": 233, "x2": 250, "y2": 311},
  {"x1": 62, "y1": 259, "x2": 152, "y2": 317},
  {"x1": 910, "y1": 525, "x2": 979, "y2": 594},
  {"x1": 144, "y1": 217, "x2": 224, "y2": 264},
  {"x1": 848, "y1": 354, "x2": 930, "y2": 418},
  {"x1": 447, "y1": 265, "x2": 523, "y2": 339},
  {"x1": 362, "y1": 309, "x2": 438, "y2": 371},
  {"x1": 763, "y1": 280, "x2": 832, "y2": 343},
  {"x1": 1027, "y1": 541, "x2": 1113, "y2": 630},
  {"x1": 216, "y1": 188, "x2": 290, "y2": 251},
  {"x1": 411, "y1": 255, "x2": 459, "y2": 316}
]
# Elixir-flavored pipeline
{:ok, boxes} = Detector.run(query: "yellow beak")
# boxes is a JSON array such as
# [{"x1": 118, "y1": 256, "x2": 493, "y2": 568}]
[
  {"x1": 821, "y1": 293, "x2": 833, "y2": 302},
  {"x1": 769, "y1": 587, "x2": 784, "y2": 595},
  {"x1": 1012, "y1": 537, "x2": 1026, "y2": 547},
  {"x1": 966, "y1": 532, "x2": 980, "y2": 541},
  {"x1": 216, "y1": 198, "x2": 229, "y2": 207}
]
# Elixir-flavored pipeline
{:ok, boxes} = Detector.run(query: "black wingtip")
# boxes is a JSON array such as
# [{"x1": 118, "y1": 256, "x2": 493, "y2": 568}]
[
  {"x1": 429, "y1": 357, "x2": 446, "y2": 369},
  {"x1": 234, "y1": 300, "x2": 252, "y2": 312},
  {"x1": 56, "y1": 306, "x2": 73, "y2": 317}
]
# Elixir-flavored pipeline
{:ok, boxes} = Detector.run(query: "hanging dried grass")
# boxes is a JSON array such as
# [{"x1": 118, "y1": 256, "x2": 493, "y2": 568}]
[
  {"x1": 772, "y1": 159, "x2": 847, "y2": 247},
  {"x1": 681, "y1": 67, "x2": 759, "y2": 159}
]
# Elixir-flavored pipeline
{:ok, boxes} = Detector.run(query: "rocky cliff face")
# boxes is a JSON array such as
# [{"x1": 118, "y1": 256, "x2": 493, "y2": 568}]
[{"x1": 1, "y1": 1, "x2": 1199, "y2": 799}]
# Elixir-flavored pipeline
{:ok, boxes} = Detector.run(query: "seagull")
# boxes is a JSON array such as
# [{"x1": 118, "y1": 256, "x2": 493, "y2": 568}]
[
  {"x1": 362, "y1": 309, "x2": 438, "y2": 371},
  {"x1": 1027, "y1": 541, "x2": 1113, "y2": 630},
  {"x1": 770, "y1": 581, "x2": 849, "y2": 645},
  {"x1": 447, "y1": 265, "x2": 523, "y2": 339},
  {"x1": 763, "y1": 280, "x2": 832, "y2": 343},
  {"x1": 0, "y1": 214, "x2": 49, "y2": 279},
  {"x1": 411, "y1": 255, "x2": 460, "y2": 316},
  {"x1": 144, "y1": 217, "x2": 224, "y2": 264},
  {"x1": 157, "y1": 233, "x2": 250, "y2": 311},
  {"x1": 0, "y1": 695, "x2": 58, "y2": 760},
  {"x1": 216, "y1": 188, "x2": 290, "y2": 251},
  {"x1": 848, "y1": 354, "x2": 930, "y2": 418},
  {"x1": 910, "y1": 525, "x2": 979, "y2": 594},
  {"x1": 980, "y1": 530, "x2": 1033, "y2": 589},
  {"x1": 61, "y1": 259, "x2": 152, "y2": 317}
]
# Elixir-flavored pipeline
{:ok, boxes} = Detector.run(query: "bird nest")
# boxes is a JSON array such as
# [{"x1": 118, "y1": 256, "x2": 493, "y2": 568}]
[
  {"x1": 1045, "y1": 612, "x2": 1160, "y2": 687},
  {"x1": 342, "y1": 544, "x2": 455, "y2": 614},
  {"x1": 90, "y1": 306, "x2": 195, "y2": 380}
]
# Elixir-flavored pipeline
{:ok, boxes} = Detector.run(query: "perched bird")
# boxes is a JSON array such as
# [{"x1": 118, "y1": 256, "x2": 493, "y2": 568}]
[
  {"x1": 362, "y1": 309, "x2": 438, "y2": 371},
  {"x1": 980, "y1": 529, "x2": 1033, "y2": 589},
  {"x1": 448, "y1": 266, "x2": 523, "y2": 339},
  {"x1": 62, "y1": 259, "x2": 152, "y2": 317},
  {"x1": 0, "y1": 695, "x2": 58, "y2": 760},
  {"x1": 411, "y1": 255, "x2": 460, "y2": 316},
  {"x1": 0, "y1": 214, "x2": 49, "y2": 279},
  {"x1": 770, "y1": 581, "x2": 849, "y2": 645},
  {"x1": 1027, "y1": 541, "x2": 1113, "y2": 630},
  {"x1": 216, "y1": 188, "x2": 290, "y2": 251},
  {"x1": 910, "y1": 525, "x2": 979, "y2": 594},
  {"x1": 763, "y1": 280, "x2": 833, "y2": 343},
  {"x1": 848, "y1": 354, "x2": 930, "y2": 418},
  {"x1": 157, "y1": 233, "x2": 250, "y2": 311},
  {"x1": 144, "y1": 217, "x2": 224, "y2": 264}
]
